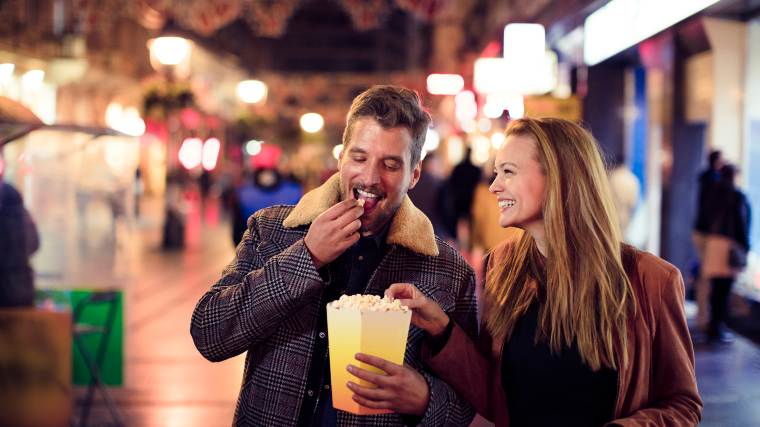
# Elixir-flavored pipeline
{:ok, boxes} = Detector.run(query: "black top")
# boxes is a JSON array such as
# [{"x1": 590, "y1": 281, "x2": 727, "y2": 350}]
[{"x1": 501, "y1": 302, "x2": 618, "y2": 427}]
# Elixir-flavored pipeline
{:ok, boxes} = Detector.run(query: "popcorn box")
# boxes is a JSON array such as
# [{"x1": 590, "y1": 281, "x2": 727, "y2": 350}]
[{"x1": 327, "y1": 295, "x2": 412, "y2": 415}]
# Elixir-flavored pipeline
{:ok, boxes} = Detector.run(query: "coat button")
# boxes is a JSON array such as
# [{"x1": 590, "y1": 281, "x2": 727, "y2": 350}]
[
  {"x1": 358, "y1": 255, "x2": 364, "y2": 261},
  {"x1": 319, "y1": 332, "x2": 326, "y2": 339},
  {"x1": 324, "y1": 384, "x2": 331, "y2": 390},
  {"x1": 307, "y1": 389, "x2": 314, "y2": 397}
]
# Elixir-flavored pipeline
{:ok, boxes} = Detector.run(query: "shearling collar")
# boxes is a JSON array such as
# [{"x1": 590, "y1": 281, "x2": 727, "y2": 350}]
[{"x1": 283, "y1": 173, "x2": 439, "y2": 257}]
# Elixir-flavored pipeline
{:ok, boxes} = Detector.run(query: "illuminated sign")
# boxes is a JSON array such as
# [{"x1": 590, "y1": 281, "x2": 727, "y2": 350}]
[{"x1": 584, "y1": 0, "x2": 720, "y2": 65}]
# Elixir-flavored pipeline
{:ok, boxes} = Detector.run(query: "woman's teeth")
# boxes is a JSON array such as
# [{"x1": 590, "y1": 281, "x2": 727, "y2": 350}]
[{"x1": 498, "y1": 200, "x2": 515, "y2": 209}]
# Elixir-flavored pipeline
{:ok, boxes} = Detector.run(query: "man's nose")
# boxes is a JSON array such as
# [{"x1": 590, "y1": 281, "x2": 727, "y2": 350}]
[{"x1": 359, "y1": 163, "x2": 381, "y2": 185}]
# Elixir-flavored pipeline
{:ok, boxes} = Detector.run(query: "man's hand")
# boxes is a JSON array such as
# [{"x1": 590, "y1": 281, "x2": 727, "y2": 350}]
[
  {"x1": 304, "y1": 199, "x2": 363, "y2": 269},
  {"x1": 346, "y1": 353, "x2": 429, "y2": 416}
]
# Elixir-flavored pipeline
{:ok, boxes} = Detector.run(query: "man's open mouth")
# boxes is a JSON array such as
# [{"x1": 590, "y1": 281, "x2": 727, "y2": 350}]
[{"x1": 353, "y1": 187, "x2": 383, "y2": 212}]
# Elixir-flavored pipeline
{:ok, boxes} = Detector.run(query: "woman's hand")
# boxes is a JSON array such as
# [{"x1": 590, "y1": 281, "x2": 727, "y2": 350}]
[{"x1": 385, "y1": 283, "x2": 450, "y2": 336}]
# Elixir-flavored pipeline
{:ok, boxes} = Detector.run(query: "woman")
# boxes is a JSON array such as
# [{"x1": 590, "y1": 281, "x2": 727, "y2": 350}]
[
  {"x1": 701, "y1": 163, "x2": 751, "y2": 342},
  {"x1": 386, "y1": 118, "x2": 701, "y2": 426}
]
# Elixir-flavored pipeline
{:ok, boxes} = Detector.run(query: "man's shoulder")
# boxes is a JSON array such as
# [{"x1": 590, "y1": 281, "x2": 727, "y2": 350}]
[
  {"x1": 247, "y1": 205, "x2": 299, "y2": 234},
  {"x1": 431, "y1": 237, "x2": 474, "y2": 273}
]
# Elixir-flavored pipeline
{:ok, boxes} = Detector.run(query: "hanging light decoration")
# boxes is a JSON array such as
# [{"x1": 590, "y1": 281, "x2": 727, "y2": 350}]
[{"x1": 147, "y1": 19, "x2": 193, "y2": 71}]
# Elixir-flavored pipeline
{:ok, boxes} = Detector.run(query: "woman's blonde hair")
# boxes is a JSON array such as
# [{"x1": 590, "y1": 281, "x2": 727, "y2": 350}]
[{"x1": 485, "y1": 117, "x2": 635, "y2": 371}]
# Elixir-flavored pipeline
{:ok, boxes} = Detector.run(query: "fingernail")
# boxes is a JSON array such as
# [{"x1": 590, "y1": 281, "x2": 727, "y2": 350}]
[{"x1": 347, "y1": 365, "x2": 354, "y2": 373}]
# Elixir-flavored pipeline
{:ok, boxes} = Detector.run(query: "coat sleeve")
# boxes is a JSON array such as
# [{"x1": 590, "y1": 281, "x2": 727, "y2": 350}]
[
  {"x1": 416, "y1": 267, "x2": 479, "y2": 426},
  {"x1": 607, "y1": 268, "x2": 703, "y2": 426},
  {"x1": 422, "y1": 321, "x2": 497, "y2": 423},
  {"x1": 190, "y1": 212, "x2": 325, "y2": 362}
]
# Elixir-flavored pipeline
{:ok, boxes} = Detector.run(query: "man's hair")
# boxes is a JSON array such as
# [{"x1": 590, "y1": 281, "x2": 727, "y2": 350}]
[
  {"x1": 342, "y1": 85, "x2": 431, "y2": 168},
  {"x1": 709, "y1": 150, "x2": 722, "y2": 168}
]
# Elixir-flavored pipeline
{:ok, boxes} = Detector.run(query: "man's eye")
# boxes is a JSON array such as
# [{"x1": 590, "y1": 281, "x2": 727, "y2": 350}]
[
  {"x1": 385, "y1": 161, "x2": 401, "y2": 170},
  {"x1": 352, "y1": 157, "x2": 366, "y2": 162}
]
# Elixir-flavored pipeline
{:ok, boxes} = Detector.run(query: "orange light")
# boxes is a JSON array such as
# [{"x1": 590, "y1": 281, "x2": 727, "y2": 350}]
[{"x1": 426, "y1": 74, "x2": 464, "y2": 95}]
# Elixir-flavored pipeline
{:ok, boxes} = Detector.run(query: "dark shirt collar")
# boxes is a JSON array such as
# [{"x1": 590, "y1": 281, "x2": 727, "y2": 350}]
[{"x1": 359, "y1": 219, "x2": 391, "y2": 250}]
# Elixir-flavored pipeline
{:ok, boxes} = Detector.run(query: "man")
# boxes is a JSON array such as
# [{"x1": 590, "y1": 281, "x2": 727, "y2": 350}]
[{"x1": 191, "y1": 85, "x2": 477, "y2": 426}]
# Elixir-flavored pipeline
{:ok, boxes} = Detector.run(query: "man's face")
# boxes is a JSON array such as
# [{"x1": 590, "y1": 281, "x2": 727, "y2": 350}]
[{"x1": 339, "y1": 117, "x2": 421, "y2": 236}]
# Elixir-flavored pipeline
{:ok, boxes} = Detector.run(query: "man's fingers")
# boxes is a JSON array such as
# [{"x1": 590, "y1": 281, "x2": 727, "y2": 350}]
[
  {"x1": 340, "y1": 216, "x2": 361, "y2": 232},
  {"x1": 346, "y1": 381, "x2": 391, "y2": 401},
  {"x1": 351, "y1": 392, "x2": 392, "y2": 410},
  {"x1": 347, "y1": 364, "x2": 392, "y2": 388},
  {"x1": 354, "y1": 353, "x2": 402, "y2": 375},
  {"x1": 333, "y1": 205, "x2": 364, "y2": 229},
  {"x1": 323, "y1": 199, "x2": 361, "y2": 220}
]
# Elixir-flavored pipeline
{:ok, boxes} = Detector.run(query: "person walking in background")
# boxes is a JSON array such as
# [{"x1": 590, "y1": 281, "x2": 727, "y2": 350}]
[
  {"x1": 445, "y1": 146, "x2": 482, "y2": 249},
  {"x1": 387, "y1": 118, "x2": 701, "y2": 426},
  {"x1": 407, "y1": 152, "x2": 452, "y2": 240},
  {"x1": 692, "y1": 150, "x2": 724, "y2": 331},
  {"x1": 701, "y1": 164, "x2": 751, "y2": 343},
  {"x1": 191, "y1": 86, "x2": 477, "y2": 426},
  {"x1": 230, "y1": 167, "x2": 302, "y2": 246},
  {"x1": 608, "y1": 163, "x2": 641, "y2": 240},
  {"x1": 0, "y1": 161, "x2": 40, "y2": 307}
]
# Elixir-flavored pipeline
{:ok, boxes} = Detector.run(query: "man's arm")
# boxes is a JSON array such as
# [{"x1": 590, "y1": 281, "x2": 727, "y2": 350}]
[
  {"x1": 190, "y1": 212, "x2": 327, "y2": 362},
  {"x1": 191, "y1": 200, "x2": 364, "y2": 362}
]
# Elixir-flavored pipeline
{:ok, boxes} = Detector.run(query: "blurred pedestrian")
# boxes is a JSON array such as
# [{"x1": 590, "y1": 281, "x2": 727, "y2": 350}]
[
  {"x1": 446, "y1": 147, "x2": 482, "y2": 249},
  {"x1": 701, "y1": 164, "x2": 751, "y2": 343},
  {"x1": 692, "y1": 150, "x2": 724, "y2": 331},
  {"x1": 408, "y1": 152, "x2": 451, "y2": 240},
  {"x1": 0, "y1": 161, "x2": 40, "y2": 307},
  {"x1": 230, "y1": 167, "x2": 302, "y2": 246}
]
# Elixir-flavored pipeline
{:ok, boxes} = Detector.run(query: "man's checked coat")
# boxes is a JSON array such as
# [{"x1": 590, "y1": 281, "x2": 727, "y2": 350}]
[{"x1": 191, "y1": 174, "x2": 478, "y2": 426}]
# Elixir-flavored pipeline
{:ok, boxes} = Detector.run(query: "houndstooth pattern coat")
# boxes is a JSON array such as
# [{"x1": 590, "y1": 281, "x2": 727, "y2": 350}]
[{"x1": 191, "y1": 174, "x2": 478, "y2": 427}]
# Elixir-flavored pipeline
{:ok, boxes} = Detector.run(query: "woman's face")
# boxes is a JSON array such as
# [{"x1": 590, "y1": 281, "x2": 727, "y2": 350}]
[{"x1": 489, "y1": 134, "x2": 547, "y2": 229}]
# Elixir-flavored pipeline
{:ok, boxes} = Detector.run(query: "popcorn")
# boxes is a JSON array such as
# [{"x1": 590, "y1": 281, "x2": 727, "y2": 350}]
[
  {"x1": 356, "y1": 198, "x2": 366, "y2": 207},
  {"x1": 328, "y1": 294, "x2": 409, "y2": 313}
]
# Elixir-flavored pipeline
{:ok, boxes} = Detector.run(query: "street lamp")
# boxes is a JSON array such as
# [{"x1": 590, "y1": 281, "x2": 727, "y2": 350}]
[{"x1": 147, "y1": 19, "x2": 193, "y2": 77}]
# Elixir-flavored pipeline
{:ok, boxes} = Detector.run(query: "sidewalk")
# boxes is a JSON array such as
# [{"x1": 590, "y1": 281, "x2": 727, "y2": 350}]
[
  {"x1": 75, "y1": 195, "x2": 243, "y2": 426},
  {"x1": 78, "y1": 195, "x2": 760, "y2": 426}
]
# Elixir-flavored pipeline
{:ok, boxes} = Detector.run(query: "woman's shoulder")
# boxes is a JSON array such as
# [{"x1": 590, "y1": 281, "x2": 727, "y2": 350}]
[
  {"x1": 629, "y1": 246, "x2": 676, "y2": 274},
  {"x1": 623, "y1": 245, "x2": 684, "y2": 308}
]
